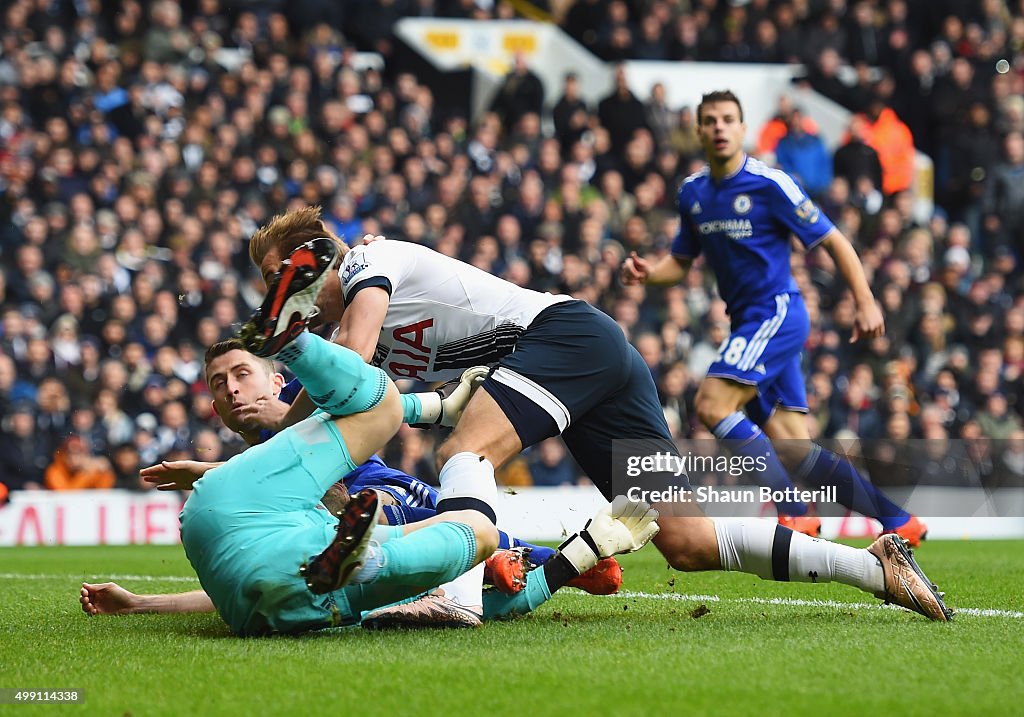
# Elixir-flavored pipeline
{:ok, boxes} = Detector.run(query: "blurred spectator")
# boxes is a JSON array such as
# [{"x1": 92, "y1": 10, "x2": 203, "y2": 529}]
[
  {"x1": 598, "y1": 65, "x2": 649, "y2": 156},
  {"x1": 44, "y1": 435, "x2": 116, "y2": 491},
  {"x1": 846, "y1": 1, "x2": 883, "y2": 66},
  {"x1": 643, "y1": 82, "x2": 675, "y2": 149},
  {"x1": 110, "y1": 442, "x2": 146, "y2": 491},
  {"x1": 944, "y1": 102, "x2": 1000, "y2": 221},
  {"x1": 977, "y1": 391, "x2": 1023, "y2": 440},
  {"x1": 35, "y1": 378, "x2": 71, "y2": 449},
  {"x1": 774, "y1": 109, "x2": 833, "y2": 199},
  {"x1": 0, "y1": 353, "x2": 36, "y2": 413},
  {"x1": 982, "y1": 131, "x2": 1024, "y2": 256},
  {"x1": 859, "y1": 99, "x2": 915, "y2": 196},
  {"x1": 833, "y1": 116, "x2": 884, "y2": 195},
  {"x1": 997, "y1": 429, "x2": 1024, "y2": 486},
  {"x1": 528, "y1": 438, "x2": 578, "y2": 486},
  {"x1": 669, "y1": 106, "x2": 702, "y2": 163},
  {"x1": 806, "y1": 48, "x2": 851, "y2": 109},
  {"x1": 757, "y1": 95, "x2": 819, "y2": 158},
  {"x1": 0, "y1": 402, "x2": 49, "y2": 491},
  {"x1": 552, "y1": 72, "x2": 588, "y2": 153},
  {"x1": 828, "y1": 380, "x2": 883, "y2": 440},
  {"x1": 389, "y1": 425, "x2": 438, "y2": 486},
  {"x1": 490, "y1": 52, "x2": 545, "y2": 128}
]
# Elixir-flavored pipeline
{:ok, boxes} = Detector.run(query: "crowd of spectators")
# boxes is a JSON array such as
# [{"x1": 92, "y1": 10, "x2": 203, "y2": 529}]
[{"x1": 2, "y1": 0, "x2": 1024, "y2": 495}]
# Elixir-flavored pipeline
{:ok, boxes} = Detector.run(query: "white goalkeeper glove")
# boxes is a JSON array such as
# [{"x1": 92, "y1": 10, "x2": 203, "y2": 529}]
[
  {"x1": 411, "y1": 366, "x2": 490, "y2": 428},
  {"x1": 439, "y1": 365, "x2": 489, "y2": 427},
  {"x1": 558, "y1": 496, "x2": 660, "y2": 574}
]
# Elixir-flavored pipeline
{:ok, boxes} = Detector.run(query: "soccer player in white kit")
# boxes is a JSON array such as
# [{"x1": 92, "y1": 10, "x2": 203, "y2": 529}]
[{"x1": 247, "y1": 207, "x2": 951, "y2": 625}]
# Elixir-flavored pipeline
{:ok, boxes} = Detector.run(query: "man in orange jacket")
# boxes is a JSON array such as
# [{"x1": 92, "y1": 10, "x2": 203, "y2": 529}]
[
  {"x1": 859, "y1": 99, "x2": 915, "y2": 195},
  {"x1": 44, "y1": 435, "x2": 115, "y2": 490}
]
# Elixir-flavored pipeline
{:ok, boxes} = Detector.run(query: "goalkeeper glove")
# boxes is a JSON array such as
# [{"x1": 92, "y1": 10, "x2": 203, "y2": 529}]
[
  {"x1": 558, "y1": 496, "x2": 660, "y2": 574},
  {"x1": 410, "y1": 366, "x2": 490, "y2": 428}
]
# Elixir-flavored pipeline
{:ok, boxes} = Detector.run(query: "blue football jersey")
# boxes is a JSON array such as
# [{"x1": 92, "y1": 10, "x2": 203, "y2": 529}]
[
  {"x1": 671, "y1": 156, "x2": 834, "y2": 319},
  {"x1": 344, "y1": 455, "x2": 438, "y2": 509}
]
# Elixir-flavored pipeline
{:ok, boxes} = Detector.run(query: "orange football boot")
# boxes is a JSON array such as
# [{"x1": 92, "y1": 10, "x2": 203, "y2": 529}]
[
  {"x1": 778, "y1": 515, "x2": 822, "y2": 538},
  {"x1": 880, "y1": 515, "x2": 928, "y2": 548}
]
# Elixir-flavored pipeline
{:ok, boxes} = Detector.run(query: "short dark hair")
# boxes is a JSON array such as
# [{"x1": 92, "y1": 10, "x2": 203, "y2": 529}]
[
  {"x1": 203, "y1": 339, "x2": 274, "y2": 384},
  {"x1": 697, "y1": 90, "x2": 744, "y2": 123}
]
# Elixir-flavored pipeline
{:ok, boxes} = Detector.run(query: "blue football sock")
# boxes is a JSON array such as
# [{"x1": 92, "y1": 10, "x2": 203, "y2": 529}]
[
  {"x1": 795, "y1": 445, "x2": 911, "y2": 530},
  {"x1": 274, "y1": 331, "x2": 389, "y2": 416},
  {"x1": 515, "y1": 539, "x2": 556, "y2": 565},
  {"x1": 382, "y1": 504, "x2": 437, "y2": 526},
  {"x1": 496, "y1": 531, "x2": 556, "y2": 566},
  {"x1": 713, "y1": 412, "x2": 808, "y2": 516},
  {"x1": 497, "y1": 530, "x2": 512, "y2": 549}
]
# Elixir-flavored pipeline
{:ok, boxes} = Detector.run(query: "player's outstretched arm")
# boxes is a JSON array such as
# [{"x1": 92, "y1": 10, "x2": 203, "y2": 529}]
[
  {"x1": 557, "y1": 496, "x2": 660, "y2": 577},
  {"x1": 819, "y1": 229, "x2": 884, "y2": 342},
  {"x1": 405, "y1": 366, "x2": 489, "y2": 428},
  {"x1": 621, "y1": 252, "x2": 691, "y2": 286},
  {"x1": 140, "y1": 460, "x2": 224, "y2": 491},
  {"x1": 80, "y1": 582, "x2": 215, "y2": 615},
  {"x1": 334, "y1": 284, "x2": 390, "y2": 362},
  {"x1": 584, "y1": 495, "x2": 661, "y2": 556},
  {"x1": 481, "y1": 498, "x2": 658, "y2": 620}
]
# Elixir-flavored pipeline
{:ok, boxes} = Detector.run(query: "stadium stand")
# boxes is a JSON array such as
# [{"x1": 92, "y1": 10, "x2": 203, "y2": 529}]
[{"x1": 1, "y1": 0, "x2": 1023, "y2": 494}]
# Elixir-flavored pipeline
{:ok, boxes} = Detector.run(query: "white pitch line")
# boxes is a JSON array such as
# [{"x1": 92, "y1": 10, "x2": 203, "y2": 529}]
[
  {"x1": 607, "y1": 590, "x2": 1024, "y2": 620},
  {"x1": 0, "y1": 572, "x2": 200, "y2": 584},
  {"x1": 2, "y1": 573, "x2": 1021, "y2": 619}
]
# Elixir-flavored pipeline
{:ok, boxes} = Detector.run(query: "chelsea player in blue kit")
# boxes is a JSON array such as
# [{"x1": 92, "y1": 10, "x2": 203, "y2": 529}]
[{"x1": 622, "y1": 90, "x2": 927, "y2": 546}]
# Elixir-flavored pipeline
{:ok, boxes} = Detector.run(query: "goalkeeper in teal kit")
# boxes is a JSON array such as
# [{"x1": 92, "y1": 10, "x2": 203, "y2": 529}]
[{"x1": 145, "y1": 239, "x2": 659, "y2": 636}]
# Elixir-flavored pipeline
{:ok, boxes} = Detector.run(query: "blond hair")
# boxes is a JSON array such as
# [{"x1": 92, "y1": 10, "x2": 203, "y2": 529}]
[{"x1": 248, "y1": 205, "x2": 347, "y2": 268}]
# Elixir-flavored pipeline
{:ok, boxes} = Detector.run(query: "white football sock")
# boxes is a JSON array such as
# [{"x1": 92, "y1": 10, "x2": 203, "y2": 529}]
[
  {"x1": 437, "y1": 563, "x2": 485, "y2": 611},
  {"x1": 349, "y1": 544, "x2": 384, "y2": 584},
  {"x1": 437, "y1": 451, "x2": 498, "y2": 524},
  {"x1": 431, "y1": 452, "x2": 499, "y2": 610},
  {"x1": 714, "y1": 519, "x2": 884, "y2": 593}
]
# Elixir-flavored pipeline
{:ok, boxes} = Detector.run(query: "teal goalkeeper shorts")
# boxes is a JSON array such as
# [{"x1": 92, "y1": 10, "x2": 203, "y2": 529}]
[
  {"x1": 179, "y1": 413, "x2": 477, "y2": 636},
  {"x1": 180, "y1": 412, "x2": 363, "y2": 635}
]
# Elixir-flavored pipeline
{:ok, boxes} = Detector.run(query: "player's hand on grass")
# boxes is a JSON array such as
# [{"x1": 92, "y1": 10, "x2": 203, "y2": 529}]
[
  {"x1": 140, "y1": 460, "x2": 222, "y2": 491},
  {"x1": 620, "y1": 252, "x2": 650, "y2": 285},
  {"x1": 439, "y1": 366, "x2": 490, "y2": 428},
  {"x1": 851, "y1": 300, "x2": 885, "y2": 343},
  {"x1": 80, "y1": 582, "x2": 140, "y2": 616},
  {"x1": 232, "y1": 395, "x2": 291, "y2": 432},
  {"x1": 583, "y1": 496, "x2": 660, "y2": 557}
]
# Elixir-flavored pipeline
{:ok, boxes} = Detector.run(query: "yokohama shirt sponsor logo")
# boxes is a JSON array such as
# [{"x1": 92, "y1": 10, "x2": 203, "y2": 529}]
[{"x1": 698, "y1": 218, "x2": 753, "y2": 240}]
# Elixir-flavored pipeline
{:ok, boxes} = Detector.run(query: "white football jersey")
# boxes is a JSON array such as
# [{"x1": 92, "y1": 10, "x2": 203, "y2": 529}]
[{"x1": 338, "y1": 241, "x2": 572, "y2": 382}]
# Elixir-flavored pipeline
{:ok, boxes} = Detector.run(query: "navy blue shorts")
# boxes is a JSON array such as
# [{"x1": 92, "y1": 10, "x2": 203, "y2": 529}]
[
  {"x1": 706, "y1": 292, "x2": 810, "y2": 426},
  {"x1": 481, "y1": 300, "x2": 682, "y2": 499}
]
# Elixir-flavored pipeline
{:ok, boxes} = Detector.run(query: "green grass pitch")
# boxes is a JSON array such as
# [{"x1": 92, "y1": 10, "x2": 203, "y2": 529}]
[{"x1": 1, "y1": 540, "x2": 1022, "y2": 716}]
